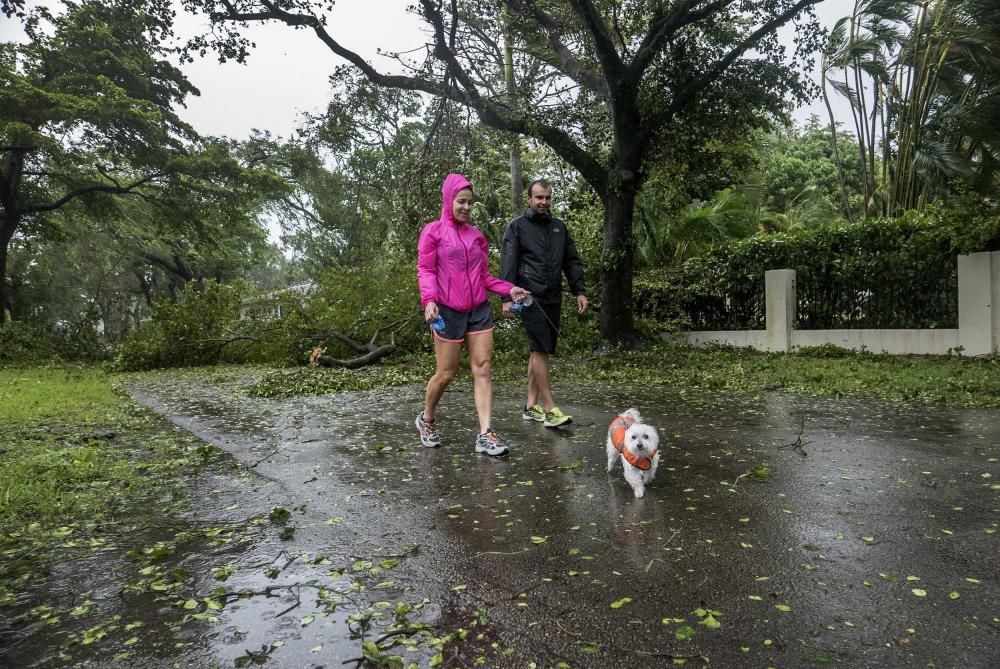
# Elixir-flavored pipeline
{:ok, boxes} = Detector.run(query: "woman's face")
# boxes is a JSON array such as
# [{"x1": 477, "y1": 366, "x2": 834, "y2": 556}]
[{"x1": 452, "y1": 188, "x2": 474, "y2": 223}]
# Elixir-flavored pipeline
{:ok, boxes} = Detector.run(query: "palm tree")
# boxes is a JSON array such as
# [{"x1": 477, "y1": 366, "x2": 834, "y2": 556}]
[
  {"x1": 634, "y1": 180, "x2": 841, "y2": 267},
  {"x1": 822, "y1": 0, "x2": 1000, "y2": 216},
  {"x1": 635, "y1": 187, "x2": 756, "y2": 266}
]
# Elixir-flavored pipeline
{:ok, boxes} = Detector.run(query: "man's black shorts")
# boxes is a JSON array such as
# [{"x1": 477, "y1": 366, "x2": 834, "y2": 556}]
[{"x1": 521, "y1": 301, "x2": 561, "y2": 354}]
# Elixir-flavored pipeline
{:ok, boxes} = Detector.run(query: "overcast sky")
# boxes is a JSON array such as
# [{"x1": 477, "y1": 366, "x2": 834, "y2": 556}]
[
  {"x1": 171, "y1": 0, "x2": 426, "y2": 139},
  {"x1": 2, "y1": 0, "x2": 855, "y2": 140}
]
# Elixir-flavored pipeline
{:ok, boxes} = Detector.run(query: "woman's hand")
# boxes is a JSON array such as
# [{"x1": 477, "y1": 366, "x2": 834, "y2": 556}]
[
  {"x1": 510, "y1": 287, "x2": 530, "y2": 303},
  {"x1": 424, "y1": 301, "x2": 439, "y2": 322}
]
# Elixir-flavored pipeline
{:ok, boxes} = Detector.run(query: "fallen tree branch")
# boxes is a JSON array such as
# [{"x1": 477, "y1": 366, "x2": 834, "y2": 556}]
[
  {"x1": 273, "y1": 584, "x2": 302, "y2": 618},
  {"x1": 192, "y1": 311, "x2": 422, "y2": 368},
  {"x1": 189, "y1": 335, "x2": 259, "y2": 345},
  {"x1": 314, "y1": 340, "x2": 397, "y2": 369}
]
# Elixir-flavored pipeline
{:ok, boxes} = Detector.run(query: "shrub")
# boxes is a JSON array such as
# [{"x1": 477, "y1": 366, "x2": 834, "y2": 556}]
[
  {"x1": 0, "y1": 320, "x2": 108, "y2": 365},
  {"x1": 112, "y1": 281, "x2": 247, "y2": 371},
  {"x1": 0, "y1": 322, "x2": 60, "y2": 365},
  {"x1": 635, "y1": 205, "x2": 1000, "y2": 331},
  {"x1": 113, "y1": 261, "x2": 425, "y2": 371}
]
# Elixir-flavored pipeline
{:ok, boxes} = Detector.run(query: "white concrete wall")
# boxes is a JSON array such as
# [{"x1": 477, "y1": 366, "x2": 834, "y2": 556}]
[
  {"x1": 790, "y1": 329, "x2": 960, "y2": 355},
  {"x1": 994, "y1": 251, "x2": 1000, "y2": 351},
  {"x1": 679, "y1": 330, "x2": 769, "y2": 349},
  {"x1": 671, "y1": 251, "x2": 999, "y2": 357}
]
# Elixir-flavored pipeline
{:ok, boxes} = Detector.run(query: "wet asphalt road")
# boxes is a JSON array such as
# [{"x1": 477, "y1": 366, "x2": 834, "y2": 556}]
[{"x1": 109, "y1": 368, "x2": 1000, "y2": 668}]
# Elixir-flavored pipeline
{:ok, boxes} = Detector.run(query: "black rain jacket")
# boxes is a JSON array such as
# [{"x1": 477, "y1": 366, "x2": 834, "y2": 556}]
[{"x1": 500, "y1": 208, "x2": 586, "y2": 305}]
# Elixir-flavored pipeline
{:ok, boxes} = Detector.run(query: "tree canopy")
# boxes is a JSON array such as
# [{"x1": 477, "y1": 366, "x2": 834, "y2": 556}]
[
  {"x1": 182, "y1": 0, "x2": 824, "y2": 343},
  {"x1": 0, "y1": 0, "x2": 286, "y2": 325}
]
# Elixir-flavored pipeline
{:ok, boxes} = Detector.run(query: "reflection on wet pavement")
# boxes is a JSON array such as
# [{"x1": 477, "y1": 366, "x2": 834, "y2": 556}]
[{"x1": 8, "y1": 367, "x2": 998, "y2": 668}]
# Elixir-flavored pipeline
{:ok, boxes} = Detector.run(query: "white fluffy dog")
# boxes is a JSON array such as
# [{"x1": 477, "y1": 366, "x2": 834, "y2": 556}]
[{"x1": 606, "y1": 408, "x2": 660, "y2": 498}]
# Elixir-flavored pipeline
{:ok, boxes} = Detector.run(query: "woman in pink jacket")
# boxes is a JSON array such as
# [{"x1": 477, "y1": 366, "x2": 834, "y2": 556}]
[{"x1": 416, "y1": 173, "x2": 529, "y2": 457}]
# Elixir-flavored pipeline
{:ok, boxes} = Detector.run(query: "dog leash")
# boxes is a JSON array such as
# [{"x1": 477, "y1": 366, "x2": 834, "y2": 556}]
[{"x1": 514, "y1": 298, "x2": 563, "y2": 339}]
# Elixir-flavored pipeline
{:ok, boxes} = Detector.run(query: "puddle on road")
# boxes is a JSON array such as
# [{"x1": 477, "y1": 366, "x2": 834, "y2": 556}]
[
  {"x1": 6, "y1": 367, "x2": 999, "y2": 668},
  {"x1": 1, "y1": 432, "x2": 460, "y2": 668}
]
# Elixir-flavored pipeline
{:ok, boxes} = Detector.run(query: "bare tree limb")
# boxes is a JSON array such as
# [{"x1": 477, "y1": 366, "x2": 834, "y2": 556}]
[
  {"x1": 568, "y1": 0, "x2": 625, "y2": 82},
  {"x1": 315, "y1": 343, "x2": 396, "y2": 369},
  {"x1": 631, "y1": 0, "x2": 735, "y2": 78},
  {"x1": 24, "y1": 172, "x2": 170, "y2": 214}
]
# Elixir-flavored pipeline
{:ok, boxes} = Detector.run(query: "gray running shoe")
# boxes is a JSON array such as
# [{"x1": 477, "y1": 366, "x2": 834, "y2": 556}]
[
  {"x1": 415, "y1": 413, "x2": 441, "y2": 448},
  {"x1": 474, "y1": 429, "x2": 509, "y2": 457}
]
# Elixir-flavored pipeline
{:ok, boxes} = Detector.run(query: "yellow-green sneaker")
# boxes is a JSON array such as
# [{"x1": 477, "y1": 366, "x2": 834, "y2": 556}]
[
  {"x1": 522, "y1": 404, "x2": 545, "y2": 422},
  {"x1": 544, "y1": 407, "x2": 572, "y2": 428}
]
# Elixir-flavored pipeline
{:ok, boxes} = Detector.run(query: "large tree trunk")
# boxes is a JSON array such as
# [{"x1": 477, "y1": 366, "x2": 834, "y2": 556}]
[
  {"x1": 598, "y1": 85, "x2": 644, "y2": 346},
  {"x1": 1, "y1": 149, "x2": 26, "y2": 325},
  {"x1": 599, "y1": 173, "x2": 640, "y2": 345},
  {"x1": 0, "y1": 218, "x2": 15, "y2": 324}
]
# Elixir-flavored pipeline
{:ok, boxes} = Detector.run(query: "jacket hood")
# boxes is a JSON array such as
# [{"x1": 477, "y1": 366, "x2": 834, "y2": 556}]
[{"x1": 441, "y1": 173, "x2": 474, "y2": 226}]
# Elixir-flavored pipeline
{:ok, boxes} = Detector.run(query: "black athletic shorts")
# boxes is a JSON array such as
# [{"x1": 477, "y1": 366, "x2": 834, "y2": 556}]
[
  {"x1": 432, "y1": 301, "x2": 494, "y2": 342},
  {"x1": 521, "y1": 301, "x2": 561, "y2": 354}
]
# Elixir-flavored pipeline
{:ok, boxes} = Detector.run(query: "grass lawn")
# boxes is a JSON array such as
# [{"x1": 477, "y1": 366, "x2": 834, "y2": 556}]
[
  {"x1": 247, "y1": 343, "x2": 1000, "y2": 407},
  {"x1": 0, "y1": 366, "x2": 211, "y2": 606},
  {"x1": 554, "y1": 344, "x2": 1000, "y2": 406}
]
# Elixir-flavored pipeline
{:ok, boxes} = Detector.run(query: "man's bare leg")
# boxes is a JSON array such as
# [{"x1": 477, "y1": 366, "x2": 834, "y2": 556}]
[{"x1": 528, "y1": 351, "x2": 555, "y2": 411}]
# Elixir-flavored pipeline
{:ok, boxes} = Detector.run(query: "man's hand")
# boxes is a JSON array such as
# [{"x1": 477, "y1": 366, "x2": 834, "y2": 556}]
[
  {"x1": 577, "y1": 294, "x2": 589, "y2": 314},
  {"x1": 502, "y1": 301, "x2": 514, "y2": 318}
]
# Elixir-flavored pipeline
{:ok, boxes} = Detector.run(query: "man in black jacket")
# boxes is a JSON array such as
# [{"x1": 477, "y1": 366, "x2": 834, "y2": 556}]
[{"x1": 501, "y1": 179, "x2": 588, "y2": 427}]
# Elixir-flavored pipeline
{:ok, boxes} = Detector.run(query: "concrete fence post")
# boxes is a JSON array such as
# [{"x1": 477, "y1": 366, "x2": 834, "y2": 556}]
[
  {"x1": 995, "y1": 251, "x2": 1000, "y2": 353},
  {"x1": 958, "y1": 251, "x2": 999, "y2": 356},
  {"x1": 765, "y1": 269, "x2": 796, "y2": 353}
]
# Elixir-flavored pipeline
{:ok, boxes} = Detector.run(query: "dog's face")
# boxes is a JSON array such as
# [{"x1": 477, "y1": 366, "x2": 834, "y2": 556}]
[{"x1": 623, "y1": 422, "x2": 659, "y2": 457}]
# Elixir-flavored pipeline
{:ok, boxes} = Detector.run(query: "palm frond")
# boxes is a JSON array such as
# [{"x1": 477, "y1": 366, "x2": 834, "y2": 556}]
[{"x1": 913, "y1": 140, "x2": 973, "y2": 181}]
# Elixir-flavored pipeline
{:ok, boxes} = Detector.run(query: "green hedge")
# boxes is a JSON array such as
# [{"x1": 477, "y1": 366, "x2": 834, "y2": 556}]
[
  {"x1": 635, "y1": 205, "x2": 1000, "y2": 331},
  {"x1": 0, "y1": 320, "x2": 108, "y2": 365}
]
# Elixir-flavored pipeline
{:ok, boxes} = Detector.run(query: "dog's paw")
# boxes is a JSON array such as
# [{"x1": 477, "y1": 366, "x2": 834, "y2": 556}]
[{"x1": 633, "y1": 487, "x2": 645, "y2": 498}]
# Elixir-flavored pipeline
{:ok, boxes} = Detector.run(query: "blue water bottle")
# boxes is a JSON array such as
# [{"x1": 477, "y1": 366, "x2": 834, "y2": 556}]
[
  {"x1": 511, "y1": 295, "x2": 534, "y2": 315},
  {"x1": 430, "y1": 314, "x2": 446, "y2": 334}
]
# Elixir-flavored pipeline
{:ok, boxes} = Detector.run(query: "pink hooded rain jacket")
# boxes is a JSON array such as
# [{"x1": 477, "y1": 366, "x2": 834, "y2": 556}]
[{"x1": 417, "y1": 174, "x2": 514, "y2": 312}]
